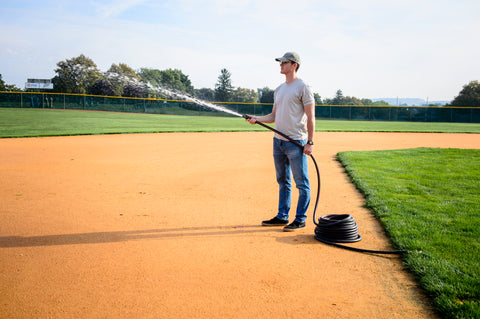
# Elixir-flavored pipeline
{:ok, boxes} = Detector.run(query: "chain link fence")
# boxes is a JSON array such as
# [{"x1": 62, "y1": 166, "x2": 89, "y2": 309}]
[{"x1": 1, "y1": 91, "x2": 479, "y2": 123}]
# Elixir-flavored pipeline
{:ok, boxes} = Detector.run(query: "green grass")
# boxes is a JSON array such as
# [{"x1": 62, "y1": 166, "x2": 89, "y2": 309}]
[
  {"x1": 1, "y1": 108, "x2": 480, "y2": 138},
  {"x1": 337, "y1": 148, "x2": 480, "y2": 318},
  {"x1": 0, "y1": 108, "x2": 264, "y2": 138}
]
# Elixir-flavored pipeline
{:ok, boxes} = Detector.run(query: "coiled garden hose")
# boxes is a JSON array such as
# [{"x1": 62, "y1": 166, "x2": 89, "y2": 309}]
[
  {"x1": 243, "y1": 115, "x2": 406, "y2": 255},
  {"x1": 314, "y1": 214, "x2": 406, "y2": 254}
]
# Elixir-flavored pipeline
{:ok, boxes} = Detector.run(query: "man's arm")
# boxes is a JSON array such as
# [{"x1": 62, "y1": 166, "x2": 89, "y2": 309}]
[
  {"x1": 303, "y1": 103, "x2": 315, "y2": 155},
  {"x1": 245, "y1": 105, "x2": 276, "y2": 124}
]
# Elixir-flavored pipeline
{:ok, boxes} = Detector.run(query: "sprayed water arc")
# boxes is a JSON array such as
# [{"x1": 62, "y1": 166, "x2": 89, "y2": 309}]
[
  {"x1": 95, "y1": 73, "x2": 242, "y2": 117},
  {"x1": 145, "y1": 83, "x2": 243, "y2": 118}
]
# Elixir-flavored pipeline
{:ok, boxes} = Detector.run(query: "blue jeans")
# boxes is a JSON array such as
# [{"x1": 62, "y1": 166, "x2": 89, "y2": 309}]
[{"x1": 273, "y1": 138, "x2": 310, "y2": 223}]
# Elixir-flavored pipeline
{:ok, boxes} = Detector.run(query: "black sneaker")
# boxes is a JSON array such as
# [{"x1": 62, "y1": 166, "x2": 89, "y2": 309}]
[
  {"x1": 283, "y1": 221, "x2": 306, "y2": 232},
  {"x1": 262, "y1": 217, "x2": 289, "y2": 226}
]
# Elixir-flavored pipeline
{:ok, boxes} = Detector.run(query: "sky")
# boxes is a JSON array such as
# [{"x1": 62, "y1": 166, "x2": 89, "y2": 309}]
[{"x1": 1, "y1": 0, "x2": 479, "y2": 102}]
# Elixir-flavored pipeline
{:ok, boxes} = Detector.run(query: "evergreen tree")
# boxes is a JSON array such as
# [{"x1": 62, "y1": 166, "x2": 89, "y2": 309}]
[
  {"x1": 332, "y1": 89, "x2": 345, "y2": 105},
  {"x1": 214, "y1": 68, "x2": 234, "y2": 102}
]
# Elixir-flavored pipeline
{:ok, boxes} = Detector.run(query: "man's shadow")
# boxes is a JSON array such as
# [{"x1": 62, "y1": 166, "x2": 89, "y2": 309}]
[{"x1": 0, "y1": 224, "x2": 283, "y2": 248}]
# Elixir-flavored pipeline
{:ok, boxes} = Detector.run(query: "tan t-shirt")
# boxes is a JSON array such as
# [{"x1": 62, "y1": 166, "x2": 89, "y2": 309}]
[{"x1": 274, "y1": 78, "x2": 314, "y2": 141}]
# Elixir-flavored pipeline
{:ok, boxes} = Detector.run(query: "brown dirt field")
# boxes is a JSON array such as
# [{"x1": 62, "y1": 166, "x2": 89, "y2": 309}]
[{"x1": 1, "y1": 132, "x2": 479, "y2": 318}]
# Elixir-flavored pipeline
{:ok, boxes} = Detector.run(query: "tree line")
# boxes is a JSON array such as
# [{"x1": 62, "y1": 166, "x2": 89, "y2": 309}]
[{"x1": 1, "y1": 54, "x2": 479, "y2": 106}]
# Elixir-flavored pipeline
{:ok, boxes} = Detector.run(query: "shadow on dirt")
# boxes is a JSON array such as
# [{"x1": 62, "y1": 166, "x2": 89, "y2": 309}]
[{"x1": 0, "y1": 225, "x2": 281, "y2": 247}]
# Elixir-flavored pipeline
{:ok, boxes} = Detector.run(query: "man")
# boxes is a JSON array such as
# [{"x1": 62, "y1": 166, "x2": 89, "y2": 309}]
[{"x1": 246, "y1": 52, "x2": 315, "y2": 231}]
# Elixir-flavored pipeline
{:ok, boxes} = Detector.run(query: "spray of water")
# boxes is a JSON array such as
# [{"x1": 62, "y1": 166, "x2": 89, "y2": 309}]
[
  {"x1": 111, "y1": 75, "x2": 244, "y2": 117},
  {"x1": 144, "y1": 82, "x2": 243, "y2": 117}
]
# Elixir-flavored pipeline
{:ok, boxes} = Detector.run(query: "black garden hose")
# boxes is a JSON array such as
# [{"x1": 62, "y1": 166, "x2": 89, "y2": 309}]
[
  {"x1": 243, "y1": 115, "x2": 406, "y2": 255},
  {"x1": 315, "y1": 214, "x2": 362, "y2": 243},
  {"x1": 314, "y1": 214, "x2": 406, "y2": 254}
]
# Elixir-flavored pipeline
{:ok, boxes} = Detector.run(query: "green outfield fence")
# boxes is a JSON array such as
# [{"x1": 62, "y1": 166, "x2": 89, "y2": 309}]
[{"x1": 1, "y1": 91, "x2": 479, "y2": 123}]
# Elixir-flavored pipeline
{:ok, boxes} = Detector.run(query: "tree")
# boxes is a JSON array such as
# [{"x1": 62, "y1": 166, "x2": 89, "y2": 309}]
[
  {"x1": 4, "y1": 84, "x2": 21, "y2": 91},
  {"x1": 323, "y1": 97, "x2": 333, "y2": 105},
  {"x1": 314, "y1": 93, "x2": 322, "y2": 105},
  {"x1": 232, "y1": 87, "x2": 258, "y2": 103},
  {"x1": 343, "y1": 96, "x2": 363, "y2": 105},
  {"x1": 105, "y1": 63, "x2": 140, "y2": 96},
  {"x1": 195, "y1": 88, "x2": 215, "y2": 101},
  {"x1": 214, "y1": 68, "x2": 234, "y2": 102},
  {"x1": 138, "y1": 68, "x2": 194, "y2": 97},
  {"x1": 259, "y1": 87, "x2": 274, "y2": 103},
  {"x1": 138, "y1": 68, "x2": 162, "y2": 97},
  {"x1": 450, "y1": 80, "x2": 480, "y2": 107},
  {"x1": 332, "y1": 89, "x2": 345, "y2": 105},
  {"x1": 361, "y1": 98, "x2": 374, "y2": 105},
  {"x1": 160, "y1": 69, "x2": 194, "y2": 95},
  {"x1": 89, "y1": 79, "x2": 115, "y2": 96},
  {"x1": 0, "y1": 74, "x2": 21, "y2": 91},
  {"x1": 52, "y1": 54, "x2": 102, "y2": 93},
  {"x1": 122, "y1": 82, "x2": 145, "y2": 98},
  {"x1": 372, "y1": 100, "x2": 390, "y2": 106}
]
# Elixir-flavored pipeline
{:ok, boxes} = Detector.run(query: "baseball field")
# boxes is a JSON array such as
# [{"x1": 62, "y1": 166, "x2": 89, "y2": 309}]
[{"x1": 1, "y1": 109, "x2": 479, "y2": 318}]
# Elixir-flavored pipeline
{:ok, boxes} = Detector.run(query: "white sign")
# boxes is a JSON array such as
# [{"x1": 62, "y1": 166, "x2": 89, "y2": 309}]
[{"x1": 25, "y1": 79, "x2": 53, "y2": 89}]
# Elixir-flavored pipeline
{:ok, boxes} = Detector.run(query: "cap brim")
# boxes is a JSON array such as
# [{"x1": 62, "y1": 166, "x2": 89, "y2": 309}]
[{"x1": 275, "y1": 57, "x2": 289, "y2": 62}]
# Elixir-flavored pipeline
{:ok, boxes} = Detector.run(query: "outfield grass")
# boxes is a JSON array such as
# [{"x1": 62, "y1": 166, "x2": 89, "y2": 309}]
[
  {"x1": 0, "y1": 108, "x2": 264, "y2": 138},
  {"x1": 337, "y1": 148, "x2": 480, "y2": 318},
  {"x1": 1, "y1": 108, "x2": 480, "y2": 138}
]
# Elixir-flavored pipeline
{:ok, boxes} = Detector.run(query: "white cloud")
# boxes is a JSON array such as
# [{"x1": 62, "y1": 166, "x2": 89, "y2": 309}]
[{"x1": 95, "y1": 0, "x2": 148, "y2": 18}]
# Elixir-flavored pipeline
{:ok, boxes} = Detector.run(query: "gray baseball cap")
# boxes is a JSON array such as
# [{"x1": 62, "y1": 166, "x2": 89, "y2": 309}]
[{"x1": 275, "y1": 52, "x2": 301, "y2": 64}]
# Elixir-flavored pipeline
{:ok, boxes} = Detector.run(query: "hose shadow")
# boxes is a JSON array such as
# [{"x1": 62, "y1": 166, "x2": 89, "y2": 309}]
[
  {"x1": 0, "y1": 224, "x2": 274, "y2": 248},
  {"x1": 277, "y1": 234, "x2": 404, "y2": 258}
]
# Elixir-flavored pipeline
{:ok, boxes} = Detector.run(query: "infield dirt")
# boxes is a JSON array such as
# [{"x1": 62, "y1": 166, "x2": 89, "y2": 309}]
[{"x1": 1, "y1": 132, "x2": 479, "y2": 318}]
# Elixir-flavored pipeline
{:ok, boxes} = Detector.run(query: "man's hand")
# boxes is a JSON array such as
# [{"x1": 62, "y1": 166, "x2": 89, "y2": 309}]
[
  {"x1": 303, "y1": 143, "x2": 313, "y2": 155},
  {"x1": 244, "y1": 114, "x2": 257, "y2": 125}
]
